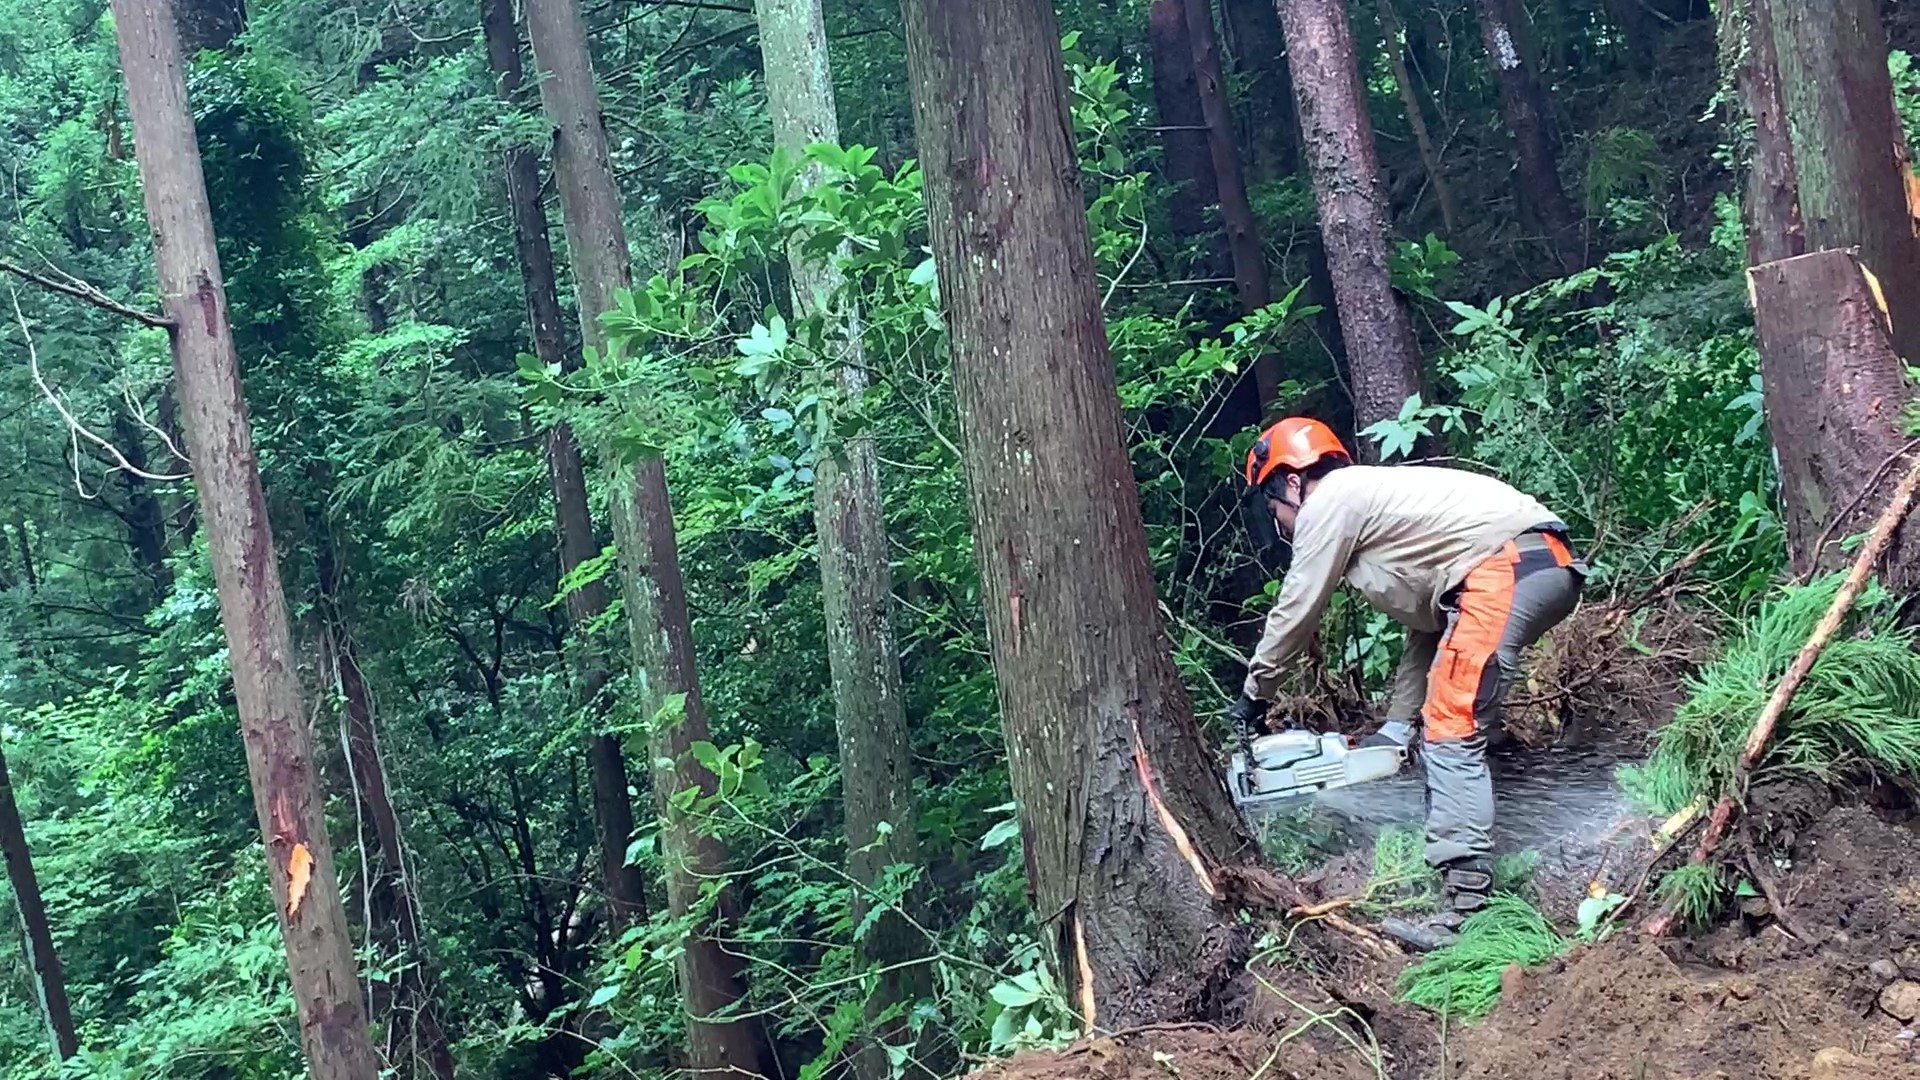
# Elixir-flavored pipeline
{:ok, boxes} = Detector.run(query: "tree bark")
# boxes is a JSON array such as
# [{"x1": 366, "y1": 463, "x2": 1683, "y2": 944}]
[
  {"x1": 1376, "y1": 0, "x2": 1463, "y2": 237},
  {"x1": 1749, "y1": 250, "x2": 1920, "y2": 587},
  {"x1": 0, "y1": 740, "x2": 77, "y2": 1062},
  {"x1": 523, "y1": 0, "x2": 770, "y2": 1073},
  {"x1": 111, "y1": 1, "x2": 381, "y2": 1076},
  {"x1": 1276, "y1": 0, "x2": 1425, "y2": 441},
  {"x1": 1217, "y1": 0, "x2": 1297, "y2": 180},
  {"x1": 900, "y1": 0, "x2": 1262, "y2": 1027},
  {"x1": 1473, "y1": 0, "x2": 1585, "y2": 271},
  {"x1": 1147, "y1": 0, "x2": 1227, "y2": 277},
  {"x1": 480, "y1": 0, "x2": 650, "y2": 936},
  {"x1": 753, "y1": 3, "x2": 930, "y2": 1076},
  {"x1": 1767, "y1": 0, "x2": 1920, "y2": 362},
  {"x1": 1717, "y1": 0, "x2": 1804, "y2": 266}
]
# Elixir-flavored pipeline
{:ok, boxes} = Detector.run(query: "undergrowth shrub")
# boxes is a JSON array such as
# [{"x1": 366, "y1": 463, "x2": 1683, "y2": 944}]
[
  {"x1": 1396, "y1": 896, "x2": 1570, "y2": 1020},
  {"x1": 1620, "y1": 573, "x2": 1920, "y2": 816}
]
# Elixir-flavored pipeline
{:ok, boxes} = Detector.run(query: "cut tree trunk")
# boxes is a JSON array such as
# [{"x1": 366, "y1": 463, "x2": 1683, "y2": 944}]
[
  {"x1": 900, "y1": 0, "x2": 1262, "y2": 1027},
  {"x1": 1749, "y1": 249, "x2": 1920, "y2": 587},
  {"x1": 480, "y1": 0, "x2": 649, "y2": 935},
  {"x1": 1147, "y1": 0, "x2": 1227, "y2": 278},
  {"x1": 1377, "y1": 0, "x2": 1463, "y2": 237},
  {"x1": 110, "y1": 0, "x2": 381, "y2": 1076},
  {"x1": 0, "y1": 740, "x2": 77, "y2": 1061},
  {"x1": 1473, "y1": 0, "x2": 1585, "y2": 271},
  {"x1": 1218, "y1": 0, "x2": 1297, "y2": 180},
  {"x1": 1717, "y1": 0, "x2": 1805, "y2": 266},
  {"x1": 1767, "y1": 0, "x2": 1920, "y2": 362},
  {"x1": 752, "y1": 2, "x2": 930, "y2": 1076},
  {"x1": 1276, "y1": 0, "x2": 1425, "y2": 441},
  {"x1": 524, "y1": 0, "x2": 770, "y2": 1073}
]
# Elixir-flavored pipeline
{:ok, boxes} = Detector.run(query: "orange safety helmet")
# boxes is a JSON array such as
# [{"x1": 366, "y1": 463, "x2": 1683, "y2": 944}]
[{"x1": 1245, "y1": 417, "x2": 1351, "y2": 490}]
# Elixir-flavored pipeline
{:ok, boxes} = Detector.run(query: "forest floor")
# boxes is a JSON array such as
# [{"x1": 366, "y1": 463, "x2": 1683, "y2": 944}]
[{"x1": 979, "y1": 797, "x2": 1920, "y2": 1080}]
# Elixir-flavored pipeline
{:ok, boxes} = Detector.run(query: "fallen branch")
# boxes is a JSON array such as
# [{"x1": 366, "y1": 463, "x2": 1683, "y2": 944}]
[
  {"x1": 0, "y1": 257, "x2": 173, "y2": 329},
  {"x1": 1643, "y1": 451, "x2": 1920, "y2": 935}
]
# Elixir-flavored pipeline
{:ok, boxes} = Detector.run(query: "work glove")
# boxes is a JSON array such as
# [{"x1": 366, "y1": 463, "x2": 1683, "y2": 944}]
[
  {"x1": 1357, "y1": 718, "x2": 1418, "y2": 750},
  {"x1": 1225, "y1": 693, "x2": 1268, "y2": 757}
]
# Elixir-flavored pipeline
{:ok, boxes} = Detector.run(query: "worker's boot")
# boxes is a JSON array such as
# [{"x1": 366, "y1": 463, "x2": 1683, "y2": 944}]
[{"x1": 1380, "y1": 858, "x2": 1493, "y2": 952}]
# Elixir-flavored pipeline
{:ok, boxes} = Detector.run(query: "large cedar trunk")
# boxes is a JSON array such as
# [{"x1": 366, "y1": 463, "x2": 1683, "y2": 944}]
[
  {"x1": 900, "y1": 0, "x2": 1261, "y2": 1026},
  {"x1": 753, "y1": 2, "x2": 930, "y2": 1075},
  {"x1": 1749, "y1": 251, "x2": 1920, "y2": 586},
  {"x1": 1217, "y1": 0, "x2": 1297, "y2": 180},
  {"x1": 1147, "y1": 0, "x2": 1226, "y2": 277},
  {"x1": 111, "y1": 1, "x2": 381, "y2": 1076},
  {"x1": 0, "y1": 741, "x2": 77, "y2": 1061},
  {"x1": 1766, "y1": 0, "x2": 1920, "y2": 362},
  {"x1": 523, "y1": 0, "x2": 770, "y2": 1072},
  {"x1": 1717, "y1": 0, "x2": 1804, "y2": 266},
  {"x1": 479, "y1": 0, "x2": 649, "y2": 935},
  {"x1": 1276, "y1": 0, "x2": 1425, "y2": 440},
  {"x1": 1473, "y1": 0, "x2": 1585, "y2": 271}
]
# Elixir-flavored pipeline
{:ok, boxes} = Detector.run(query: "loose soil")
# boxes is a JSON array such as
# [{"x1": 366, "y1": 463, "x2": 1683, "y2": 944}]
[{"x1": 980, "y1": 803, "x2": 1920, "y2": 1080}]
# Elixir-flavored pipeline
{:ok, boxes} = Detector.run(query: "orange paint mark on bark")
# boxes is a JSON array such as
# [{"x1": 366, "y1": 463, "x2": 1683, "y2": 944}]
[{"x1": 1130, "y1": 715, "x2": 1216, "y2": 898}]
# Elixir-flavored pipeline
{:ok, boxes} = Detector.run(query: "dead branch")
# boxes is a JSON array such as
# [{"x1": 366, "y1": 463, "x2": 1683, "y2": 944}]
[
  {"x1": 0, "y1": 258, "x2": 172, "y2": 329},
  {"x1": 1643, "y1": 451, "x2": 1920, "y2": 935}
]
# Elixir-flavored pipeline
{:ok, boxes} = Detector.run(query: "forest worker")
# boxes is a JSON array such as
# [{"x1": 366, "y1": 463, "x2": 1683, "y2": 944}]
[{"x1": 1226, "y1": 416, "x2": 1586, "y2": 949}]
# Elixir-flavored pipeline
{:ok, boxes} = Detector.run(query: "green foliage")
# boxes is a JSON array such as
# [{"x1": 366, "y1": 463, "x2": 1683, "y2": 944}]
[
  {"x1": 1621, "y1": 574, "x2": 1920, "y2": 817},
  {"x1": 1652, "y1": 863, "x2": 1726, "y2": 930},
  {"x1": 1397, "y1": 896, "x2": 1571, "y2": 1020}
]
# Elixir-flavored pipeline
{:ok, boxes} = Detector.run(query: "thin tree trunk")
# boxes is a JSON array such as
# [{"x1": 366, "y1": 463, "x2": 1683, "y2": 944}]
[
  {"x1": 1277, "y1": 0, "x2": 1425, "y2": 441},
  {"x1": 112, "y1": 2, "x2": 379, "y2": 1077},
  {"x1": 1180, "y1": 0, "x2": 1280, "y2": 410},
  {"x1": 1217, "y1": 0, "x2": 1297, "y2": 180},
  {"x1": 1147, "y1": 0, "x2": 1227, "y2": 277},
  {"x1": 0, "y1": 740, "x2": 77, "y2": 1061},
  {"x1": 110, "y1": 410, "x2": 176, "y2": 600},
  {"x1": 752, "y1": 3, "x2": 929, "y2": 1076},
  {"x1": 10, "y1": 512, "x2": 35, "y2": 591},
  {"x1": 901, "y1": 0, "x2": 1261, "y2": 1026},
  {"x1": 479, "y1": 0, "x2": 649, "y2": 935},
  {"x1": 1376, "y1": 0, "x2": 1463, "y2": 237},
  {"x1": 1767, "y1": 0, "x2": 1920, "y2": 362},
  {"x1": 1473, "y1": 0, "x2": 1585, "y2": 271},
  {"x1": 312, "y1": 529, "x2": 456, "y2": 1080},
  {"x1": 523, "y1": 0, "x2": 770, "y2": 1073},
  {"x1": 1717, "y1": 0, "x2": 1804, "y2": 266}
]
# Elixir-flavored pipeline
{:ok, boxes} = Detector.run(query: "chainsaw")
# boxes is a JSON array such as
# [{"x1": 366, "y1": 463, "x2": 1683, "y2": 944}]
[{"x1": 1227, "y1": 729, "x2": 1408, "y2": 813}]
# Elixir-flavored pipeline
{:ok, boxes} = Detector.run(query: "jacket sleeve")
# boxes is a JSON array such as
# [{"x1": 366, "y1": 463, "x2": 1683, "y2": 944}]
[
  {"x1": 1386, "y1": 630, "x2": 1440, "y2": 722},
  {"x1": 1242, "y1": 496, "x2": 1362, "y2": 701}
]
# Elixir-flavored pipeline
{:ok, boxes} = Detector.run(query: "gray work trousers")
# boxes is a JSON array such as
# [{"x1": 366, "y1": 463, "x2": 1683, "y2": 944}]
[{"x1": 1419, "y1": 529, "x2": 1584, "y2": 868}]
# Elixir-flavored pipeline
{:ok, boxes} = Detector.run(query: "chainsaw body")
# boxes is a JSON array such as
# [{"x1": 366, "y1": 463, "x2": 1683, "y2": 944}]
[{"x1": 1228, "y1": 729, "x2": 1407, "y2": 812}]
